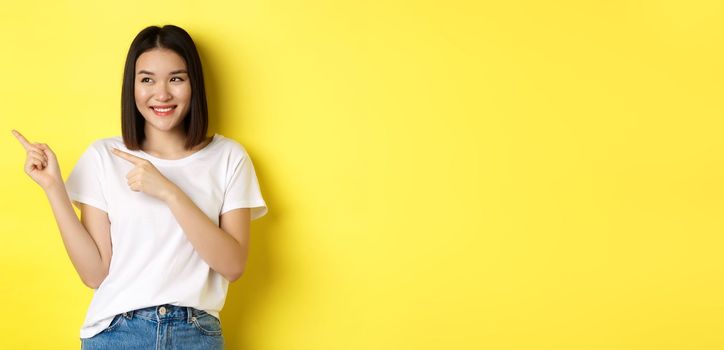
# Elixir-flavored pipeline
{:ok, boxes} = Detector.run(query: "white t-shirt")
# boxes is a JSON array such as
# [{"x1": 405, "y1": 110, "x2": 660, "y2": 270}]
[{"x1": 64, "y1": 133, "x2": 268, "y2": 339}]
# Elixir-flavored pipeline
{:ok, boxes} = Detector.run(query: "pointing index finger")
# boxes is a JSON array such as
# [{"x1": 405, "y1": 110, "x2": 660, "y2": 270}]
[
  {"x1": 111, "y1": 147, "x2": 147, "y2": 165},
  {"x1": 11, "y1": 130, "x2": 32, "y2": 150}
]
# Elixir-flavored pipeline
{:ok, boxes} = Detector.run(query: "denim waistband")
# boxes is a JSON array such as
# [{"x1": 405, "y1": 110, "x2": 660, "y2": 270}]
[{"x1": 120, "y1": 304, "x2": 204, "y2": 323}]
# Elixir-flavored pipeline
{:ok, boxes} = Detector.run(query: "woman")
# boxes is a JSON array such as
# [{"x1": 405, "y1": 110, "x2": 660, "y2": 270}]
[{"x1": 12, "y1": 24, "x2": 268, "y2": 349}]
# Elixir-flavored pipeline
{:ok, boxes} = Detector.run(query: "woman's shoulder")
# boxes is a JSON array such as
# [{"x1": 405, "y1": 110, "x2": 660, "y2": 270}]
[{"x1": 213, "y1": 133, "x2": 250, "y2": 156}]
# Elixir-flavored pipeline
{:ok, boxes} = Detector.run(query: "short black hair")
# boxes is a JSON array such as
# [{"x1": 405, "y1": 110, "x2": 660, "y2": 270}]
[{"x1": 121, "y1": 24, "x2": 209, "y2": 150}]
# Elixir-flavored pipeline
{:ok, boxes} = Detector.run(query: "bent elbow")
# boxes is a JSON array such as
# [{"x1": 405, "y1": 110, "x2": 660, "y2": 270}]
[
  {"x1": 82, "y1": 271, "x2": 108, "y2": 290},
  {"x1": 226, "y1": 273, "x2": 241, "y2": 283},
  {"x1": 82, "y1": 277, "x2": 100, "y2": 290},
  {"x1": 226, "y1": 267, "x2": 245, "y2": 283}
]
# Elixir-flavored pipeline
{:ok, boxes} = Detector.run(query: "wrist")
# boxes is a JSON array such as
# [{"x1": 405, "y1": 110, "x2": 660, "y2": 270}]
[
  {"x1": 43, "y1": 179, "x2": 66, "y2": 194},
  {"x1": 162, "y1": 183, "x2": 182, "y2": 204}
]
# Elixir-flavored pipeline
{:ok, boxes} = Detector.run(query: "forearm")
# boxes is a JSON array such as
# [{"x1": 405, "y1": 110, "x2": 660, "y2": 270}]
[
  {"x1": 44, "y1": 182, "x2": 106, "y2": 288},
  {"x1": 164, "y1": 186, "x2": 246, "y2": 281}
]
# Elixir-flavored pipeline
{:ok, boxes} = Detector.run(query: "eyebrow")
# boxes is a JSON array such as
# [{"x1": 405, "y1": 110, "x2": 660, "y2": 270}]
[{"x1": 136, "y1": 69, "x2": 188, "y2": 75}]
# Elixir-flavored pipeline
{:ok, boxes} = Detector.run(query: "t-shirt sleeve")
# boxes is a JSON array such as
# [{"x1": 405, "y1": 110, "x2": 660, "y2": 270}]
[
  {"x1": 220, "y1": 149, "x2": 268, "y2": 220},
  {"x1": 64, "y1": 144, "x2": 108, "y2": 213}
]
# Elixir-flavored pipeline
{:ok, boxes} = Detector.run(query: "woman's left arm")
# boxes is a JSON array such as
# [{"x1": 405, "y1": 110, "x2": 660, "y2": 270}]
[{"x1": 165, "y1": 188, "x2": 250, "y2": 282}]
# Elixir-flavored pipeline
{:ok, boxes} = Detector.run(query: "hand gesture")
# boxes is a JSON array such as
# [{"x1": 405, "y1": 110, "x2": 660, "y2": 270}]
[
  {"x1": 12, "y1": 130, "x2": 63, "y2": 191},
  {"x1": 111, "y1": 148, "x2": 178, "y2": 202}
]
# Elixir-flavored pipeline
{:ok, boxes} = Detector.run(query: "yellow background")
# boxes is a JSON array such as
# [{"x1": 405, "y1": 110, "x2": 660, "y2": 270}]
[{"x1": 1, "y1": 0, "x2": 723, "y2": 349}]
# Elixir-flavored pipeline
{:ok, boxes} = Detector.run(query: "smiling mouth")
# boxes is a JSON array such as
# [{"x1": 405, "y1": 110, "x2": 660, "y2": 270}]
[
  {"x1": 150, "y1": 105, "x2": 177, "y2": 116},
  {"x1": 151, "y1": 105, "x2": 176, "y2": 112}
]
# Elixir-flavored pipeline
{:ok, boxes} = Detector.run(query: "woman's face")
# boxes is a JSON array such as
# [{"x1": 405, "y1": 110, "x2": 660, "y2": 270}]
[{"x1": 134, "y1": 48, "x2": 192, "y2": 134}]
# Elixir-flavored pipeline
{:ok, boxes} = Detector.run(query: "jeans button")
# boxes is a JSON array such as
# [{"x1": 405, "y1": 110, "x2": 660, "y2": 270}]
[{"x1": 159, "y1": 306, "x2": 167, "y2": 315}]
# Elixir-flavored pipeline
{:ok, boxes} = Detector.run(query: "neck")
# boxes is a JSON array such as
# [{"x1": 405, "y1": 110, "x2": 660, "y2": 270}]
[{"x1": 142, "y1": 124, "x2": 189, "y2": 158}]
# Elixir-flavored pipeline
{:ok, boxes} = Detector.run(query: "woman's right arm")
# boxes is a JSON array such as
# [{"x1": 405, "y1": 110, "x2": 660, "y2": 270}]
[
  {"x1": 12, "y1": 130, "x2": 111, "y2": 289},
  {"x1": 44, "y1": 183, "x2": 112, "y2": 289}
]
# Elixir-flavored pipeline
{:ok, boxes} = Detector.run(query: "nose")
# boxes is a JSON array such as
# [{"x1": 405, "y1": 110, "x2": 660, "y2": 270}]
[{"x1": 155, "y1": 82, "x2": 173, "y2": 101}]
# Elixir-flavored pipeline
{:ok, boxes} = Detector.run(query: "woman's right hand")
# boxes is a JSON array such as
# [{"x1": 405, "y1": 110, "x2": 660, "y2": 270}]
[{"x1": 12, "y1": 130, "x2": 63, "y2": 191}]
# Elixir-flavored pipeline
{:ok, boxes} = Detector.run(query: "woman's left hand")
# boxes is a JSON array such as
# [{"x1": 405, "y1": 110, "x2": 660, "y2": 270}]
[{"x1": 111, "y1": 148, "x2": 179, "y2": 202}]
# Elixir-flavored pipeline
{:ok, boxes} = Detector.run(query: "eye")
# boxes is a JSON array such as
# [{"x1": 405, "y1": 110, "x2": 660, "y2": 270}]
[
  {"x1": 171, "y1": 77, "x2": 185, "y2": 82},
  {"x1": 140, "y1": 77, "x2": 151, "y2": 83}
]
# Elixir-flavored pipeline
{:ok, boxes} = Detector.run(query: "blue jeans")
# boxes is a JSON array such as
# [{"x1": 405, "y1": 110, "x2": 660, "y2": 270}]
[{"x1": 80, "y1": 304, "x2": 224, "y2": 349}]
